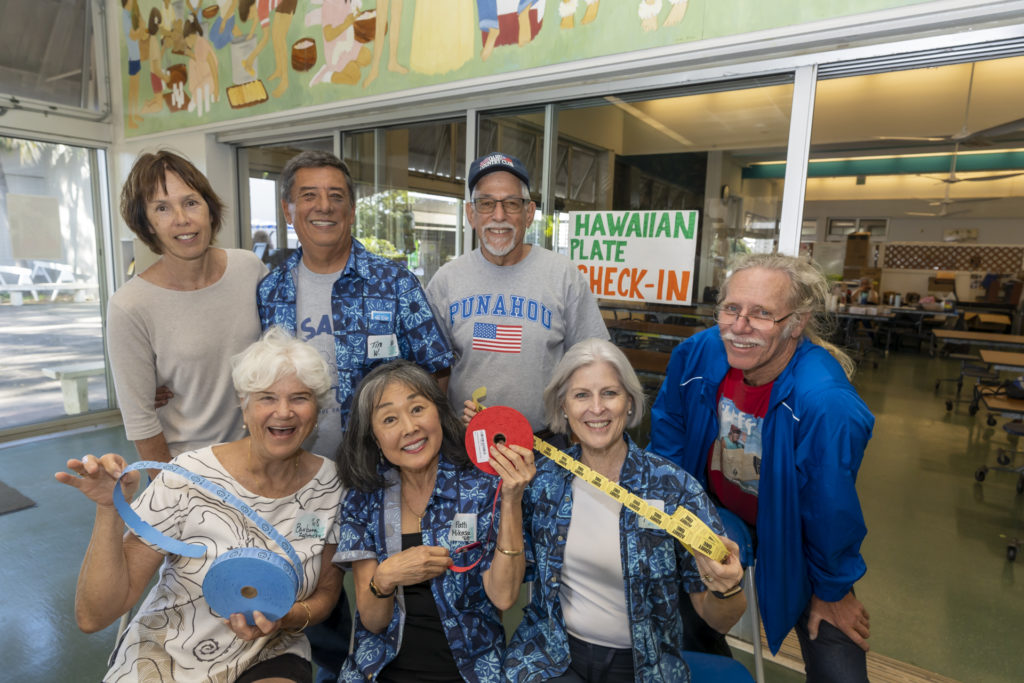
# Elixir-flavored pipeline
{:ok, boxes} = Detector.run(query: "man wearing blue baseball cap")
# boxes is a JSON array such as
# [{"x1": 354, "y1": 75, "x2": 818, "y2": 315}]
[{"x1": 426, "y1": 152, "x2": 608, "y2": 434}]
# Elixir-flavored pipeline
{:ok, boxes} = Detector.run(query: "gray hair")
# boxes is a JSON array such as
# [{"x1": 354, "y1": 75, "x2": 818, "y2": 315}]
[
  {"x1": 231, "y1": 327, "x2": 333, "y2": 409},
  {"x1": 337, "y1": 360, "x2": 468, "y2": 491},
  {"x1": 543, "y1": 338, "x2": 646, "y2": 435},
  {"x1": 279, "y1": 150, "x2": 355, "y2": 207},
  {"x1": 720, "y1": 253, "x2": 854, "y2": 378}
]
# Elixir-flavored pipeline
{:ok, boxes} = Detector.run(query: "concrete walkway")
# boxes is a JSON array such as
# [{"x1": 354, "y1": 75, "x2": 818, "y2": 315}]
[{"x1": 0, "y1": 301, "x2": 108, "y2": 430}]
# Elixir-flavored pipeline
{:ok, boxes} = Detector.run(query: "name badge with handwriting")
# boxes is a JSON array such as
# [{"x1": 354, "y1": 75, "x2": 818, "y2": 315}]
[
  {"x1": 367, "y1": 334, "x2": 399, "y2": 359},
  {"x1": 449, "y1": 513, "x2": 478, "y2": 545}
]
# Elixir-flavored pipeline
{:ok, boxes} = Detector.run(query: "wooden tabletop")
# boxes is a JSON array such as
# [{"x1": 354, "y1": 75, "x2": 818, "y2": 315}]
[
  {"x1": 979, "y1": 387, "x2": 1024, "y2": 414},
  {"x1": 933, "y1": 329, "x2": 1024, "y2": 345},
  {"x1": 979, "y1": 350, "x2": 1024, "y2": 370},
  {"x1": 965, "y1": 312, "x2": 1013, "y2": 326},
  {"x1": 605, "y1": 318, "x2": 704, "y2": 339},
  {"x1": 620, "y1": 347, "x2": 672, "y2": 374}
]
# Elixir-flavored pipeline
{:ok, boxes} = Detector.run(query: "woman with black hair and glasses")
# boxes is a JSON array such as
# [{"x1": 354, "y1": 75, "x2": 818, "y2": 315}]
[{"x1": 332, "y1": 360, "x2": 535, "y2": 682}]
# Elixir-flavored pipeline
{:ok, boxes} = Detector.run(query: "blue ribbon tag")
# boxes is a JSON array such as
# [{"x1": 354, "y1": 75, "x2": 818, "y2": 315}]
[{"x1": 112, "y1": 461, "x2": 305, "y2": 624}]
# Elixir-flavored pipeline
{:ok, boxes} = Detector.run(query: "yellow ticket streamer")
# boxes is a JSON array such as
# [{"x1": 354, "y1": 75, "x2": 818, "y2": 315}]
[{"x1": 471, "y1": 388, "x2": 728, "y2": 563}]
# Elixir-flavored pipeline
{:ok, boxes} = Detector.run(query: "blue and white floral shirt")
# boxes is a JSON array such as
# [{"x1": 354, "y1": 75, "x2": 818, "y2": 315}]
[
  {"x1": 333, "y1": 457, "x2": 509, "y2": 682},
  {"x1": 504, "y1": 434, "x2": 724, "y2": 683},
  {"x1": 257, "y1": 240, "x2": 454, "y2": 428}
]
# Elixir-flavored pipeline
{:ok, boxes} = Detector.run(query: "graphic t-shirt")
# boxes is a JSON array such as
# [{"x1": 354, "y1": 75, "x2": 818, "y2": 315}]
[
  {"x1": 708, "y1": 367, "x2": 773, "y2": 526},
  {"x1": 296, "y1": 262, "x2": 345, "y2": 460},
  {"x1": 424, "y1": 247, "x2": 608, "y2": 431}
]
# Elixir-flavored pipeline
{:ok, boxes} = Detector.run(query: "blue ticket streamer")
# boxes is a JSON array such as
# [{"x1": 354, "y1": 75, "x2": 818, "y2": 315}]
[{"x1": 112, "y1": 461, "x2": 306, "y2": 623}]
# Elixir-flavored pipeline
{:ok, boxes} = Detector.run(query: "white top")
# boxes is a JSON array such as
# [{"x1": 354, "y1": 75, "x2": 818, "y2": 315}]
[
  {"x1": 106, "y1": 249, "x2": 266, "y2": 455},
  {"x1": 560, "y1": 477, "x2": 632, "y2": 649},
  {"x1": 105, "y1": 447, "x2": 345, "y2": 682}
]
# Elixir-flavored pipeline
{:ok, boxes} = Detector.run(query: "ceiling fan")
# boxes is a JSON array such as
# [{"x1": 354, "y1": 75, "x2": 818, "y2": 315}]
[
  {"x1": 875, "y1": 63, "x2": 1024, "y2": 147},
  {"x1": 920, "y1": 141, "x2": 1024, "y2": 184},
  {"x1": 875, "y1": 117, "x2": 1024, "y2": 146},
  {"x1": 904, "y1": 178, "x2": 992, "y2": 217},
  {"x1": 905, "y1": 203, "x2": 971, "y2": 218}
]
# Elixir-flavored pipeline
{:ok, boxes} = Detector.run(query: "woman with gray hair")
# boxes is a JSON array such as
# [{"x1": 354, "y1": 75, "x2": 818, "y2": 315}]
[
  {"x1": 55, "y1": 327, "x2": 345, "y2": 683},
  {"x1": 504, "y1": 337, "x2": 746, "y2": 682}
]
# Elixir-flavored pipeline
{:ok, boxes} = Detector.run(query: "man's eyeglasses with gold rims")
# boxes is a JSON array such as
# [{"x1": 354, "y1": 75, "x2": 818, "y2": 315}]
[
  {"x1": 470, "y1": 197, "x2": 529, "y2": 215},
  {"x1": 714, "y1": 305, "x2": 795, "y2": 331}
]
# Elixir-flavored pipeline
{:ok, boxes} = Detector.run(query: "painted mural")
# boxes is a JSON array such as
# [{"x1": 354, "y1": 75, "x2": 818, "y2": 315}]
[{"x1": 119, "y1": 0, "x2": 932, "y2": 136}]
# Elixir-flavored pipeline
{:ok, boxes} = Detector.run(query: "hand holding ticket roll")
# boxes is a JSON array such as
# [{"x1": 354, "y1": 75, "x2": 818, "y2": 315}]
[{"x1": 465, "y1": 392, "x2": 728, "y2": 563}]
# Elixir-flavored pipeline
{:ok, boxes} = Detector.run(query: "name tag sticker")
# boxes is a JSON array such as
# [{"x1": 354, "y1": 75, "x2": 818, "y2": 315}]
[
  {"x1": 367, "y1": 334, "x2": 399, "y2": 359},
  {"x1": 639, "y1": 500, "x2": 665, "y2": 529},
  {"x1": 370, "y1": 311, "x2": 392, "y2": 322},
  {"x1": 450, "y1": 513, "x2": 477, "y2": 545},
  {"x1": 294, "y1": 514, "x2": 326, "y2": 539}
]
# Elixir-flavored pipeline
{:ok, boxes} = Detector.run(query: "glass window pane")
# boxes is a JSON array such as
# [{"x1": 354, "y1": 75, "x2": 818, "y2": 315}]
[
  {"x1": 346, "y1": 121, "x2": 465, "y2": 284},
  {"x1": 804, "y1": 57, "x2": 1024, "y2": 288},
  {"x1": 0, "y1": 0, "x2": 100, "y2": 111},
  {"x1": 243, "y1": 139, "x2": 334, "y2": 260},
  {"x1": 240, "y1": 121, "x2": 466, "y2": 287},
  {"x1": 477, "y1": 110, "x2": 547, "y2": 248},
  {"x1": 0, "y1": 138, "x2": 105, "y2": 430},
  {"x1": 555, "y1": 143, "x2": 569, "y2": 199},
  {"x1": 549, "y1": 82, "x2": 794, "y2": 303},
  {"x1": 571, "y1": 148, "x2": 598, "y2": 204}
]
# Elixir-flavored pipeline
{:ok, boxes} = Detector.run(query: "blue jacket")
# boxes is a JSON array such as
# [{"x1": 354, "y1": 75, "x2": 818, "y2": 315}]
[
  {"x1": 504, "y1": 434, "x2": 724, "y2": 682},
  {"x1": 257, "y1": 241, "x2": 453, "y2": 429},
  {"x1": 649, "y1": 327, "x2": 873, "y2": 654}
]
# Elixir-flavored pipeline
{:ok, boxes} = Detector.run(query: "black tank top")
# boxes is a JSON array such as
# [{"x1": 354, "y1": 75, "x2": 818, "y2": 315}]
[{"x1": 376, "y1": 533, "x2": 462, "y2": 683}]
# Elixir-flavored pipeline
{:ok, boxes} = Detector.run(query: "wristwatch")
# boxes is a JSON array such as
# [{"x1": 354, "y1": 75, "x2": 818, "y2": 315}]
[
  {"x1": 368, "y1": 575, "x2": 396, "y2": 598},
  {"x1": 711, "y1": 582, "x2": 744, "y2": 599}
]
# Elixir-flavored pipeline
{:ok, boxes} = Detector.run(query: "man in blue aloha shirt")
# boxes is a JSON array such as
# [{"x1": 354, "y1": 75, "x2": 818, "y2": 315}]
[{"x1": 257, "y1": 149, "x2": 454, "y2": 682}]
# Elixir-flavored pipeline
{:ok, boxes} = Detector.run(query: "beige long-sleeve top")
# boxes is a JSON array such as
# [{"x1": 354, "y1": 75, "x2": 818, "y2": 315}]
[{"x1": 106, "y1": 248, "x2": 266, "y2": 455}]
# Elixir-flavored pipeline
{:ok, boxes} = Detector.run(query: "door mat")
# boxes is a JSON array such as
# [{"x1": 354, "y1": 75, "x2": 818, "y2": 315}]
[{"x1": 0, "y1": 480, "x2": 36, "y2": 516}]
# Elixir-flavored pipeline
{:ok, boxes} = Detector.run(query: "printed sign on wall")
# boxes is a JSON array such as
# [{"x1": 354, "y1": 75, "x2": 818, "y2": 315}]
[{"x1": 568, "y1": 210, "x2": 698, "y2": 305}]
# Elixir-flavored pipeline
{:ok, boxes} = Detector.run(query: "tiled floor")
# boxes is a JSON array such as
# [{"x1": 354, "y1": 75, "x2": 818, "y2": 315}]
[{"x1": 2, "y1": 350, "x2": 1023, "y2": 682}]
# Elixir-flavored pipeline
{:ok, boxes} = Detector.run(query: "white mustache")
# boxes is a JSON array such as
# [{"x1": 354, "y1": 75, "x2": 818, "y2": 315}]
[
  {"x1": 722, "y1": 332, "x2": 767, "y2": 347},
  {"x1": 484, "y1": 221, "x2": 516, "y2": 231}
]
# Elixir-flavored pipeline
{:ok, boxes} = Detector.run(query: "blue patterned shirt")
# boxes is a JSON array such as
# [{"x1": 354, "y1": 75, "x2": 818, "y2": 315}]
[
  {"x1": 333, "y1": 457, "x2": 508, "y2": 682},
  {"x1": 504, "y1": 434, "x2": 725, "y2": 683},
  {"x1": 257, "y1": 240, "x2": 454, "y2": 429}
]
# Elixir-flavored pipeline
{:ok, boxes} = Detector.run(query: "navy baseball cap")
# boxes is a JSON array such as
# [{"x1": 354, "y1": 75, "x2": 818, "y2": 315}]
[{"x1": 467, "y1": 153, "x2": 531, "y2": 193}]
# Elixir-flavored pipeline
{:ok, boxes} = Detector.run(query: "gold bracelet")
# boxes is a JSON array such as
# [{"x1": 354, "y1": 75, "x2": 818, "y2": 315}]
[
  {"x1": 291, "y1": 599, "x2": 311, "y2": 632},
  {"x1": 495, "y1": 543, "x2": 524, "y2": 557}
]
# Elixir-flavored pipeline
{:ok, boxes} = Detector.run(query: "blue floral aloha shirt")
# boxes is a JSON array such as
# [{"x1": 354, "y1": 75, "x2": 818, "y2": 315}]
[
  {"x1": 257, "y1": 240, "x2": 454, "y2": 428},
  {"x1": 333, "y1": 456, "x2": 511, "y2": 682},
  {"x1": 504, "y1": 434, "x2": 725, "y2": 683}
]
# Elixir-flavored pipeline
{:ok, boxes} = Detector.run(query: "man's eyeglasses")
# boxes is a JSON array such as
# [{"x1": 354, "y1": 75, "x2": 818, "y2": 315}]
[
  {"x1": 714, "y1": 305, "x2": 795, "y2": 331},
  {"x1": 471, "y1": 197, "x2": 529, "y2": 215}
]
